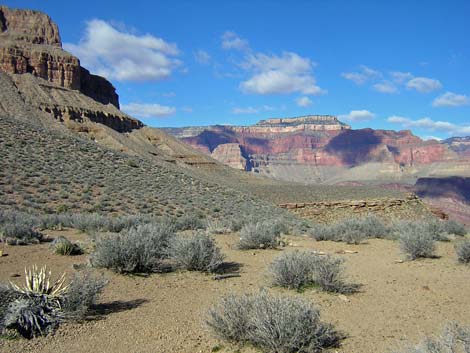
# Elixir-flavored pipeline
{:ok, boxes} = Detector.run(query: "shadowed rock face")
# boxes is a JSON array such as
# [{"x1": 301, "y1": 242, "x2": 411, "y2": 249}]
[
  {"x1": 163, "y1": 117, "x2": 470, "y2": 182},
  {"x1": 0, "y1": 6, "x2": 119, "y2": 108}
]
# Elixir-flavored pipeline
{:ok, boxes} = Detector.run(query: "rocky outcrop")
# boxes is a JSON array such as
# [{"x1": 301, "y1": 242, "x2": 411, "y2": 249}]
[
  {"x1": 211, "y1": 143, "x2": 251, "y2": 170},
  {"x1": 280, "y1": 194, "x2": 432, "y2": 222},
  {"x1": 0, "y1": 6, "x2": 119, "y2": 108}
]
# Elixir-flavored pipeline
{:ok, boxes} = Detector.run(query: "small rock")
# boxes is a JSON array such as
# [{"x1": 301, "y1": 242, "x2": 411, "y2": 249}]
[
  {"x1": 10, "y1": 273, "x2": 20, "y2": 278},
  {"x1": 338, "y1": 294, "x2": 350, "y2": 302}
]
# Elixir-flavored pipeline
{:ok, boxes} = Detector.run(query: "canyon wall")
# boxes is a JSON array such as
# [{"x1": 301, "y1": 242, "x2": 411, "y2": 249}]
[{"x1": 164, "y1": 116, "x2": 470, "y2": 183}]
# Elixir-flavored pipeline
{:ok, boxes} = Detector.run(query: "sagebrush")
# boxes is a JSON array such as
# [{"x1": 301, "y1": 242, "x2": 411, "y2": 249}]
[{"x1": 207, "y1": 291, "x2": 342, "y2": 353}]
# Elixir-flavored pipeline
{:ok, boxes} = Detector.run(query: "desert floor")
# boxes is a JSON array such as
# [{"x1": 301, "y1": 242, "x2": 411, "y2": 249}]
[{"x1": 1, "y1": 230, "x2": 469, "y2": 353}]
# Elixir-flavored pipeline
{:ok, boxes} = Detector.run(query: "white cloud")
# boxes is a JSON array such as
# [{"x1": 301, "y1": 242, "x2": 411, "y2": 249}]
[
  {"x1": 240, "y1": 52, "x2": 325, "y2": 95},
  {"x1": 406, "y1": 77, "x2": 442, "y2": 93},
  {"x1": 296, "y1": 96, "x2": 313, "y2": 107},
  {"x1": 341, "y1": 65, "x2": 381, "y2": 85},
  {"x1": 231, "y1": 105, "x2": 279, "y2": 114},
  {"x1": 432, "y1": 92, "x2": 470, "y2": 107},
  {"x1": 387, "y1": 115, "x2": 470, "y2": 136},
  {"x1": 390, "y1": 71, "x2": 414, "y2": 84},
  {"x1": 232, "y1": 106, "x2": 260, "y2": 114},
  {"x1": 181, "y1": 107, "x2": 193, "y2": 113},
  {"x1": 221, "y1": 31, "x2": 249, "y2": 51},
  {"x1": 194, "y1": 49, "x2": 211, "y2": 64},
  {"x1": 121, "y1": 103, "x2": 176, "y2": 118},
  {"x1": 64, "y1": 20, "x2": 181, "y2": 81},
  {"x1": 373, "y1": 81, "x2": 398, "y2": 94},
  {"x1": 339, "y1": 110, "x2": 376, "y2": 122}
]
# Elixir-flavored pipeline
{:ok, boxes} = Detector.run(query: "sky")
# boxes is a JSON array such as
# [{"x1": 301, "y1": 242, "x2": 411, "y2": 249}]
[{"x1": 5, "y1": 0, "x2": 470, "y2": 138}]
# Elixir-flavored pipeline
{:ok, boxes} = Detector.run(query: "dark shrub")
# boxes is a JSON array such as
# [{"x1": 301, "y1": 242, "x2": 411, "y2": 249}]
[
  {"x1": 168, "y1": 233, "x2": 225, "y2": 273},
  {"x1": 207, "y1": 291, "x2": 342, "y2": 353}
]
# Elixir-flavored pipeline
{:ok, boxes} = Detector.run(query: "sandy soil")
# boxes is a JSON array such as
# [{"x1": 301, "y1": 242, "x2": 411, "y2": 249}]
[{"x1": 1, "y1": 230, "x2": 469, "y2": 353}]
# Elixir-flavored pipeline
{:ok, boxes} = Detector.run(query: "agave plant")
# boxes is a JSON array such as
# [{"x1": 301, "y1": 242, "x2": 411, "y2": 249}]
[{"x1": 10, "y1": 265, "x2": 69, "y2": 298}]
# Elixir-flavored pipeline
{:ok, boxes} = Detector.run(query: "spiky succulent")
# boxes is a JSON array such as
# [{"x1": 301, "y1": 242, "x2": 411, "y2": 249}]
[{"x1": 10, "y1": 265, "x2": 69, "y2": 298}]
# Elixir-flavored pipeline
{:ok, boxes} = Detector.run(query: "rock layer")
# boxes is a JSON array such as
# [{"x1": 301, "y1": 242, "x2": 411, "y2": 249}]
[
  {"x1": 164, "y1": 116, "x2": 470, "y2": 183},
  {"x1": 0, "y1": 6, "x2": 119, "y2": 108}
]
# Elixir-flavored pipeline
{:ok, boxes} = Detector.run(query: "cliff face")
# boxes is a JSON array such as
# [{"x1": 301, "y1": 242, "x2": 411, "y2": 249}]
[
  {"x1": 0, "y1": 6, "x2": 119, "y2": 108},
  {"x1": 0, "y1": 6, "x2": 142, "y2": 132},
  {"x1": 164, "y1": 116, "x2": 470, "y2": 182}
]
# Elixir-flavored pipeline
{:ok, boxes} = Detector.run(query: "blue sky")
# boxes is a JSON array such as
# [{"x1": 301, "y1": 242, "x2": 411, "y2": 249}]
[{"x1": 6, "y1": 0, "x2": 470, "y2": 138}]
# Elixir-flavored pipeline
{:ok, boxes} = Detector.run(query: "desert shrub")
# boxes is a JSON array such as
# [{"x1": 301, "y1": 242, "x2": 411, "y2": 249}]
[
  {"x1": 175, "y1": 213, "x2": 206, "y2": 231},
  {"x1": 206, "y1": 220, "x2": 231, "y2": 235},
  {"x1": 424, "y1": 219, "x2": 450, "y2": 241},
  {"x1": 51, "y1": 236, "x2": 83, "y2": 255},
  {"x1": 269, "y1": 251, "x2": 359, "y2": 293},
  {"x1": 308, "y1": 224, "x2": 338, "y2": 242},
  {"x1": 90, "y1": 223, "x2": 175, "y2": 273},
  {"x1": 238, "y1": 221, "x2": 281, "y2": 249},
  {"x1": 308, "y1": 215, "x2": 389, "y2": 244},
  {"x1": 399, "y1": 223, "x2": 436, "y2": 260},
  {"x1": 269, "y1": 250, "x2": 317, "y2": 290},
  {"x1": 3, "y1": 297, "x2": 61, "y2": 338},
  {"x1": 455, "y1": 240, "x2": 470, "y2": 264},
  {"x1": 168, "y1": 233, "x2": 225, "y2": 272},
  {"x1": 62, "y1": 271, "x2": 108, "y2": 320},
  {"x1": 442, "y1": 220, "x2": 467, "y2": 237},
  {"x1": 1, "y1": 267, "x2": 107, "y2": 338},
  {"x1": 0, "y1": 220, "x2": 43, "y2": 245},
  {"x1": 392, "y1": 322, "x2": 470, "y2": 353},
  {"x1": 310, "y1": 255, "x2": 359, "y2": 294},
  {"x1": 207, "y1": 291, "x2": 342, "y2": 353}
]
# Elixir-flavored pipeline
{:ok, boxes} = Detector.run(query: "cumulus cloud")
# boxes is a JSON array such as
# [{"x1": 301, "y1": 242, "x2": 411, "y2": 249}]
[
  {"x1": 240, "y1": 52, "x2": 325, "y2": 95},
  {"x1": 432, "y1": 92, "x2": 470, "y2": 107},
  {"x1": 64, "y1": 20, "x2": 181, "y2": 81},
  {"x1": 339, "y1": 110, "x2": 376, "y2": 122},
  {"x1": 341, "y1": 65, "x2": 381, "y2": 85},
  {"x1": 406, "y1": 77, "x2": 442, "y2": 93},
  {"x1": 390, "y1": 71, "x2": 414, "y2": 84},
  {"x1": 121, "y1": 103, "x2": 176, "y2": 118},
  {"x1": 221, "y1": 31, "x2": 249, "y2": 51},
  {"x1": 296, "y1": 96, "x2": 313, "y2": 107},
  {"x1": 194, "y1": 49, "x2": 211, "y2": 64},
  {"x1": 373, "y1": 81, "x2": 398, "y2": 94},
  {"x1": 387, "y1": 115, "x2": 470, "y2": 136}
]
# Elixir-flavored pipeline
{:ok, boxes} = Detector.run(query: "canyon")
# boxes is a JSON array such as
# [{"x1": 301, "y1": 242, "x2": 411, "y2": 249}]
[{"x1": 164, "y1": 116, "x2": 470, "y2": 184}]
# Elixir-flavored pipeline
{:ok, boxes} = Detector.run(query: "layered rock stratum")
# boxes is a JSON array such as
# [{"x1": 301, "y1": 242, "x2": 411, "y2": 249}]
[
  {"x1": 164, "y1": 116, "x2": 470, "y2": 183},
  {"x1": 0, "y1": 6, "x2": 142, "y2": 132}
]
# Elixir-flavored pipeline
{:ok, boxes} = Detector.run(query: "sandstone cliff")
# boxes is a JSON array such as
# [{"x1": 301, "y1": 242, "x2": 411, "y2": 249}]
[{"x1": 0, "y1": 6, "x2": 123, "y2": 118}]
